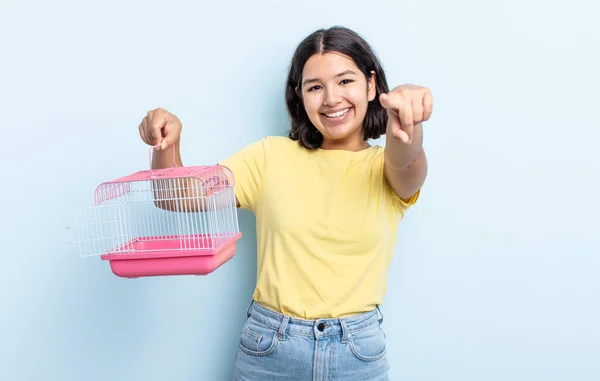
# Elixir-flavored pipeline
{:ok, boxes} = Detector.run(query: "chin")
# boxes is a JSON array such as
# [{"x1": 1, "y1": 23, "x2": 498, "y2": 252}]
[
  {"x1": 323, "y1": 129, "x2": 356, "y2": 141},
  {"x1": 319, "y1": 123, "x2": 362, "y2": 141}
]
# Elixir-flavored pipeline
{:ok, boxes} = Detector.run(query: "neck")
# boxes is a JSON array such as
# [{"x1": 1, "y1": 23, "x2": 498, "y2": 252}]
[{"x1": 320, "y1": 134, "x2": 370, "y2": 152}]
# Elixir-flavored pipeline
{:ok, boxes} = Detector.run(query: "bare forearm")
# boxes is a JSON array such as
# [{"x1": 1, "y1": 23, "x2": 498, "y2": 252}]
[
  {"x1": 149, "y1": 138, "x2": 200, "y2": 211},
  {"x1": 384, "y1": 124, "x2": 427, "y2": 200},
  {"x1": 384, "y1": 123, "x2": 423, "y2": 170},
  {"x1": 152, "y1": 138, "x2": 183, "y2": 169}
]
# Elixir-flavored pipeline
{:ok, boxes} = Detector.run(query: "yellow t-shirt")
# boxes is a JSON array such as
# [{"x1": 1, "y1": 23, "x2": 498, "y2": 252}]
[{"x1": 219, "y1": 136, "x2": 419, "y2": 319}]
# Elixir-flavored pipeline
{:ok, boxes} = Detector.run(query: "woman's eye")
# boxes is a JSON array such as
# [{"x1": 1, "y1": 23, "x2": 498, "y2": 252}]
[
  {"x1": 340, "y1": 79, "x2": 354, "y2": 85},
  {"x1": 307, "y1": 85, "x2": 322, "y2": 92}
]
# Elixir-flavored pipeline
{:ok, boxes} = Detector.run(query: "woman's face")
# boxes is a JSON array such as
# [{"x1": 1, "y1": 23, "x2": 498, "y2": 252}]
[{"x1": 299, "y1": 52, "x2": 376, "y2": 150}]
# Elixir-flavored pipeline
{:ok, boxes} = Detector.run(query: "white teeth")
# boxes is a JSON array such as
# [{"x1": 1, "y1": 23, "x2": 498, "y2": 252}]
[{"x1": 325, "y1": 108, "x2": 349, "y2": 118}]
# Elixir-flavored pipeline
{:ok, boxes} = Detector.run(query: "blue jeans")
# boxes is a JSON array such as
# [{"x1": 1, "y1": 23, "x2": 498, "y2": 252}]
[{"x1": 232, "y1": 301, "x2": 389, "y2": 380}]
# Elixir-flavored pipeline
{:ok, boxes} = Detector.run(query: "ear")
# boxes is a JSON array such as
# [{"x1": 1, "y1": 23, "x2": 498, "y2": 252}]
[
  {"x1": 367, "y1": 71, "x2": 377, "y2": 102},
  {"x1": 295, "y1": 86, "x2": 302, "y2": 99}
]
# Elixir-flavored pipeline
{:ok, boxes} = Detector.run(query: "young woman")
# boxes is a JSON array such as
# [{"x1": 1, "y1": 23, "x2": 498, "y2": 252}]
[{"x1": 138, "y1": 26, "x2": 432, "y2": 381}]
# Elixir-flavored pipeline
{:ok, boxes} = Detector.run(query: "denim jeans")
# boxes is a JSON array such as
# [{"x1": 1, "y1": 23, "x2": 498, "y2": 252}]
[{"x1": 232, "y1": 300, "x2": 389, "y2": 381}]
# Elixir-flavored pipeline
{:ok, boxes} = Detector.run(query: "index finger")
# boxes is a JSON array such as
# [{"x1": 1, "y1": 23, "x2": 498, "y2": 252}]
[
  {"x1": 379, "y1": 92, "x2": 403, "y2": 113},
  {"x1": 399, "y1": 102, "x2": 414, "y2": 143}
]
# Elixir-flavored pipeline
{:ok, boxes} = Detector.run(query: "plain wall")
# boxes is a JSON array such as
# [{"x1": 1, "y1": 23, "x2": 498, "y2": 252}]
[{"x1": 1, "y1": 0, "x2": 598, "y2": 380}]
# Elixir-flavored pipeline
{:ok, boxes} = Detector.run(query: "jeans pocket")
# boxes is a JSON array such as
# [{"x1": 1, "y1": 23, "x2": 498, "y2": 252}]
[
  {"x1": 349, "y1": 325, "x2": 387, "y2": 362},
  {"x1": 238, "y1": 316, "x2": 279, "y2": 356}
]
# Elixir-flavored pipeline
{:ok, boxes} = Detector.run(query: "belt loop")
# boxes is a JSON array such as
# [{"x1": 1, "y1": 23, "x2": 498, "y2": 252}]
[
  {"x1": 277, "y1": 315, "x2": 290, "y2": 341},
  {"x1": 245, "y1": 300, "x2": 254, "y2": 319},
  {"x1": 376, "y1": 305, "x2": 384, "y2": 324},
  {"x1": 339, "y1": 318, "x2": 350, "y2": 343}
]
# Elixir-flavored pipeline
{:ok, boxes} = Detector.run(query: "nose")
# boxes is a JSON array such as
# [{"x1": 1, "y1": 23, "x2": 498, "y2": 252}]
[{"x1": 323, "y1": 86, "x2": 342, "y2": 106}]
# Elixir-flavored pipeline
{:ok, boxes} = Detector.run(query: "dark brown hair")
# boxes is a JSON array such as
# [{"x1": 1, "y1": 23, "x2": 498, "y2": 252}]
[{"x1": 285, "y1": 26, "x2": 390, "y2": 149}]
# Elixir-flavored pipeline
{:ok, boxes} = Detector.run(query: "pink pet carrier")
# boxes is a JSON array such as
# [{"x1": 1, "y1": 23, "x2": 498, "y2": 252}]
[{"x1": 67, "y1": 146, "x2": 242, "y2": 278}]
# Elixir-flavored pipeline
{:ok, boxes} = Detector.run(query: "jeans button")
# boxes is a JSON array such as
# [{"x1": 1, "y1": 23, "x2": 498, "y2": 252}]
[{"x1": 317, "y1": 322, "x2": 325, "y2": 331}]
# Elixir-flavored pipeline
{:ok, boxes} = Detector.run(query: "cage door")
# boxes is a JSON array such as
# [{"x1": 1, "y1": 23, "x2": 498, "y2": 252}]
[{"x1": 67, "y1": 203, "x2": 132, "y2": 257}]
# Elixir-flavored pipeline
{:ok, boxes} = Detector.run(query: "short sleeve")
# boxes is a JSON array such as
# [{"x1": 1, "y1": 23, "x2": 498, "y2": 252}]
[
  {"x1": 387, "y1": 185, "x2": 420, "y2": 211},
  {"x1": 218, "y1": 137, "x2": 270, "y2": 211}
]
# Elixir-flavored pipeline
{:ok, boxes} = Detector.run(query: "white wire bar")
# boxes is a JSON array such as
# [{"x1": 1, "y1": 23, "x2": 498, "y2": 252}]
[{"x1": 69, "y1": 171, "x2": 239, "y2": 257}]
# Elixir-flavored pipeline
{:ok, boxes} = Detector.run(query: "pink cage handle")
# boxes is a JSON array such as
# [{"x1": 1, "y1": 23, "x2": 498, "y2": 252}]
[{"x1": 148, "y1": 144, "x2": 177, "y2": 174}]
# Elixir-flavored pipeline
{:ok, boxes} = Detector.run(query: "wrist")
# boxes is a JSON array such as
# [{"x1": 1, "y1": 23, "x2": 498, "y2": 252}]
[{"x1": 385, "y1": 138, "x2": 422, "y2": 170}]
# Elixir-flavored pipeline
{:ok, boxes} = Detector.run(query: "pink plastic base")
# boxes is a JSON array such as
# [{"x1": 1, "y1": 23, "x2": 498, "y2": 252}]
[{"x1": 100, "y1": 234, "x2": 241, "y2": 278}]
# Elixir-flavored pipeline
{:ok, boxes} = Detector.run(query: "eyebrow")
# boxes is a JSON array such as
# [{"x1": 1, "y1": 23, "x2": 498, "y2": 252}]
[{"x1": 302, "y1": 70, "x2": 358, "y2": 87}]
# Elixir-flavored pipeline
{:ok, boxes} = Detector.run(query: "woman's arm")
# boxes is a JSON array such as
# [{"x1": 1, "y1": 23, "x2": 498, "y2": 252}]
[
  {"x1": 379, "y1": 85, "x2": 433, "y2": 201},
  {"x1": 141, "y1": 108, "x2": 238, "y2": 212},
  {"x1": 384, "y1": 127, "x2": 428, "y2": 202}
]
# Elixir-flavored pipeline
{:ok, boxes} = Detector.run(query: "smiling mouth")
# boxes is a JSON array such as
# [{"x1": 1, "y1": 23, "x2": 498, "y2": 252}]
[{"x1": 323, "y1": 108, "x2": 350, "y2": 118}]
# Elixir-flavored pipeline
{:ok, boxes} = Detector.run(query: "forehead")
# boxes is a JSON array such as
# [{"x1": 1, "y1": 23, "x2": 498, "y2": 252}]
[{"x1": 302, "y1": 52, "x2": 360, "y2": 77}]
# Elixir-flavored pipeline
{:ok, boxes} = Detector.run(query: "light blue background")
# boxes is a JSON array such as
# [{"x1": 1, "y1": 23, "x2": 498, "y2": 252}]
[{"x1": 1, "y1": 0, "x2": 598, "y2": 380}]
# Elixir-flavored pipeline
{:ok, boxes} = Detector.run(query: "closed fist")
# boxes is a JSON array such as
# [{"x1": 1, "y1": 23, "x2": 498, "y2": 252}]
[
  {"x1": 138, "y1": 108, "x2": 182, "y2": 150},
  {"x1": 380, "y1": 85, "x2": 433, "y2": 144}
]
